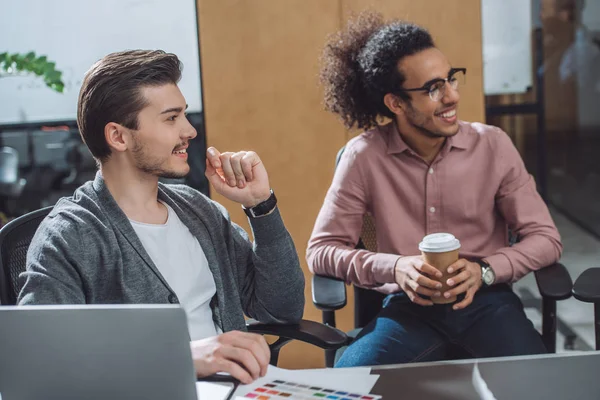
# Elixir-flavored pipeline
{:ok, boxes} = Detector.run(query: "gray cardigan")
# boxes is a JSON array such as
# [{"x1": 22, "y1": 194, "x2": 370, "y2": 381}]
[{"x1": 18, "y1": 173, "x2": 305, "y2": 332}]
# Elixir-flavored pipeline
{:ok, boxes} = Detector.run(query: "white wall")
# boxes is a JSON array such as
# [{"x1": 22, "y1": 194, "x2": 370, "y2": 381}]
[{"x1": 0, "y1": 0, "x2": 202, "y2": 125}]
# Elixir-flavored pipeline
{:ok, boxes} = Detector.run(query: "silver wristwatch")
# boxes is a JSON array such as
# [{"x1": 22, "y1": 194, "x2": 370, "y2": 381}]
[{"x1": 478, "y1": 260, "x2": 496, "y2": 287}]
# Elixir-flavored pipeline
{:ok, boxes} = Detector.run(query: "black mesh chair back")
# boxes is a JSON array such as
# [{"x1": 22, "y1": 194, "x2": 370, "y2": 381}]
[
  {"x1": 0, "y1": 206, "x2": 53, "y2": 305},
  {"x1": 354, "y1": 214, "x2": 386, "y2": 328}
]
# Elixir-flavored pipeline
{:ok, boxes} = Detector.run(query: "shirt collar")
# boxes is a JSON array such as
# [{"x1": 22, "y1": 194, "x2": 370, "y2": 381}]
[
  {"x1": 447, "y1": 122, "x2": 471, "y2": 150},
  {"x1": 386, "y1": 120, "x2": 472, "y2": 155},
  {"x1": 385, "y1": 122, "x2": 410, "y2": 155}
]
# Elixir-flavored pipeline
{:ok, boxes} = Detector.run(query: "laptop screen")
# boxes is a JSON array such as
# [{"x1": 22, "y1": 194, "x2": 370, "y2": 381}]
[{"x1": 0, "y1": 305, "x2": 198, "y2": 400}]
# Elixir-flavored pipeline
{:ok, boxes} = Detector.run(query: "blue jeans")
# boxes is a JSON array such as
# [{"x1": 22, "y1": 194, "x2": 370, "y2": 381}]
[{"x1": 336, "y1": 284, "x2": 547, "y2": 367}]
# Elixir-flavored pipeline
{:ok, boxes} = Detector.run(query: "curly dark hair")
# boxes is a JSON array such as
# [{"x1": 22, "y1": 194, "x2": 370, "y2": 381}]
[{"x1": 320, "y1": 11, "x2": 435, "y2": 130}]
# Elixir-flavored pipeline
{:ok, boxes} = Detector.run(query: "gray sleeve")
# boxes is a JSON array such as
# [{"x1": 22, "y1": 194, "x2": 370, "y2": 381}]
[
  {"x1": 17, "y1": 214, "x2": 86, "y2": 305},
  {"x1": 220, "y1": 205, "x2": 305, "y2": 324}
]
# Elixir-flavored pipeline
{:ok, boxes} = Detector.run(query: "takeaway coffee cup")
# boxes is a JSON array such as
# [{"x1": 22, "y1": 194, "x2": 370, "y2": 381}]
[{"x1": 418, "y1": 233, "x2": 461, "y2": 304}]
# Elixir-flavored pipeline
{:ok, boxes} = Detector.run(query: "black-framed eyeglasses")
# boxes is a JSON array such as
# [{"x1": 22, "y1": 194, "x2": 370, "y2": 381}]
[{"x1": 402, "y1": 67, "x2": 467, "y2": 101}]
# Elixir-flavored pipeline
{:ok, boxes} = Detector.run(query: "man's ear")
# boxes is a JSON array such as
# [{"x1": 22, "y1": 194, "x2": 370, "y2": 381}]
[
  {"x1": 104, "y1": 122, "x2": 130, "y2": 153},
  {"x1": 383, "y1": 93, "x2": 405, "y2": 117}
]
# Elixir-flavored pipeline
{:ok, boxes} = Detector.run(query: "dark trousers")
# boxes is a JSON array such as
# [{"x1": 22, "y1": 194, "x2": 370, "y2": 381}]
[{"x1": 336, "y1": 284, "x2": 547, "y2": 367}]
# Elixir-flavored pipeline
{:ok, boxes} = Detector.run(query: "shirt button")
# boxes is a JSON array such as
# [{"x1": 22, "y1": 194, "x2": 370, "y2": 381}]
[
  {"x1": 429, "y1": 207, "x2": 436, "y2": 213},
  {"x1": 428, "y1": 168, "x2": 434, "y2": 174},
  {"x1": 168, "y1": 294, "x2": 178, "y2": 303}
]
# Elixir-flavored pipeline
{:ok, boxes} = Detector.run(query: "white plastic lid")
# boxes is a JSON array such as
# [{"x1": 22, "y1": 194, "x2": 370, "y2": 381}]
[{"x1": 418, "y1": 233, "x2": 461, "y2": 253}]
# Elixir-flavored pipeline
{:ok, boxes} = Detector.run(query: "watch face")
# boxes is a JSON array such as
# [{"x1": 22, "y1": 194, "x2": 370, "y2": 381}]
[{"x1": 483, "y1": 268, "x2": 494, "y2": 285}]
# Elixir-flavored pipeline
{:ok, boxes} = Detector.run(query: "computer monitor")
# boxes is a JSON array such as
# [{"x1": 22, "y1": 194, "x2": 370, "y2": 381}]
[{"x1": 0, "y1": 305, "x2": 198, "y2": 400}]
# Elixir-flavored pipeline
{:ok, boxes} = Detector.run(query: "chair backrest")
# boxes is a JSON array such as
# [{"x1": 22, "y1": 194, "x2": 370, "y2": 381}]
[
  {"x1": 335, "y1": 146, "x2": 387, "y2": 328},
  {"x1": 0, "y1": 206, "x2": 53, "y2": 305},
  {"x1": 354, "y1": 214, "x2": 387, "y2": 328}
]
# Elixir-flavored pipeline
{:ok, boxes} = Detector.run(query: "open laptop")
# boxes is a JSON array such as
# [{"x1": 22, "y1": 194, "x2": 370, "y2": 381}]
[{"x1": 0, "y1": 305, "x2": 199, "y2": 400}]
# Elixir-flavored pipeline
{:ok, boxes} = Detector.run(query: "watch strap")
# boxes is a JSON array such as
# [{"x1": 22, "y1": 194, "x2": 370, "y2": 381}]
[
  {"x1": 243, "y1": 190, "x2": 277, "y2": 218},
  {"x1": 477, "y1": 260, "x2": 494, "y2": 286}
]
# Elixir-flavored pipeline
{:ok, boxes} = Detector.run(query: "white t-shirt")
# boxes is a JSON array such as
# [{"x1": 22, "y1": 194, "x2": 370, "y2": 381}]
[{"x1": 130, "y1": 203, "x2": 220, "y2": 340}]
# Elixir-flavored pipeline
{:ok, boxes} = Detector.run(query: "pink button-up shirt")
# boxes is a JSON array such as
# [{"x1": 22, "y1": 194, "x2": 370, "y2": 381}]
[{"x1": 306, "y1": 121, "x2": 562, "y2": 292}]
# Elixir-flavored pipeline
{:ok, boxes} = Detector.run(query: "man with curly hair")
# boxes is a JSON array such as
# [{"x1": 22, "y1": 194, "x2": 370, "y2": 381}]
[{"x1": 307, "y1": 12, "x2": 562, "y2": 367}]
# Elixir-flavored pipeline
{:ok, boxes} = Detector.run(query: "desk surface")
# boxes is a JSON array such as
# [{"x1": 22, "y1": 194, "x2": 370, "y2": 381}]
[{"x1": 371, "y1": 351, "x2": 600, "y2": 399}]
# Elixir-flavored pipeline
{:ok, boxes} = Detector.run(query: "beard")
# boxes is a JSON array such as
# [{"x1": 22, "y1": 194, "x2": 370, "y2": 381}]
[
  {"x1": 131, "y1": 135, "x2": 188, "y2": 179},
  {"x1": 405, "y1": 102, "x2": 459, "y2": 138}
]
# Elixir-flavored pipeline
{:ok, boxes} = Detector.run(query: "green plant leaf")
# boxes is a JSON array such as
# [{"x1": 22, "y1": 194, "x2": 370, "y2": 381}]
[
  {"x1": 0, "y1": 51, "x2": 64, "y2": 93},
  {"x1": 14, "y1": 54, "x2": 27, "y2": 70},
  {"x1": 51, "y1": 82, "x2": 65, "y2": 93},
  {"x1": 0, "y1": 53, "x2": 7, "y2": 71},
  {"x1": 30, "y1": 56, "x2": 43, "y2": 74},
  {"x1": 43, "y1": 61, "x2": 56, "y2": 74},
  {"x1": 45, "y1": 69, "x2": 61, "y2": 81},
  {"x1": 1, "y1": 54, "x2": 13, "y2": 71}
]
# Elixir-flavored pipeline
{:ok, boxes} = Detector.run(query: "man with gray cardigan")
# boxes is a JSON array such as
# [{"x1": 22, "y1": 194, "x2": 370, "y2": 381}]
[{"x1": 17, "y1": 50, "x2": 305, "y2": 384}]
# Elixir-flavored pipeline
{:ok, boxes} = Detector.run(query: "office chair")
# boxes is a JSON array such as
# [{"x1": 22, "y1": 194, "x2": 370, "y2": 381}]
[
  {"x1": 0, "y1": 207, "x2": 347, "y2": 366},
  {"x1": 311, "y1": 147, "x2": 573, "y2": 367},
  {"x1": 572, "y1": 268, "x2": 600, "y2": 350}
]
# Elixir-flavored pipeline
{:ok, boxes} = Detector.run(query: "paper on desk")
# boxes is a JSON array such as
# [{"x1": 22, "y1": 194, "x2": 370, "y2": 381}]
[
  {"x1": 472, "y1": 362, "x2": 497, "y2": 400},
  {"x1": 234, "y1": 365, "x2": 379, "y2": 397},
  {"x1": 196, "y1": 380, "x2": 236, "y2": 400}
]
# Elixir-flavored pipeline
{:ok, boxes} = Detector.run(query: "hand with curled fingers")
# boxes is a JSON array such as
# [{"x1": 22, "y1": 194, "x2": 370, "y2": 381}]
[
  {"x1": 443, "y1": 259, "x2": 483, "y2": 310},
  {"x1": 394, "y1": 255, "x2": 444, "y2": 306},
  {"x1": 190, "y1": 330, "x2": 270, "y2": 385},
  {"x1": 205, "y1": 147, "x2": 271, "y2": 208}
]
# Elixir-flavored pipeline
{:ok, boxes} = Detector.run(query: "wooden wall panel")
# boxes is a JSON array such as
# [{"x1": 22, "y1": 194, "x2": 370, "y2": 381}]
[
  {"x1": 197, "y1": 0, "x2": 484, "y2": 368},
  {"x1": 197, "y1": 0, "x2": 346, "y2": 369}
]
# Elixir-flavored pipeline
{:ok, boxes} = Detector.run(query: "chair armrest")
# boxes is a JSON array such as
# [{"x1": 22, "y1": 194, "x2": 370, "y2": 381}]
[
  {"x1": 311, "y1": 274, "x2": 347, "y2": 311},
  {"x1": 573, "y1": 268, "x2": 600, "y2": 303},
  {"x1": 246, "y1": 319, "x2": 349, "y2": 350},
  {"x1": 534, "y1": 262, "x2": 573, "y2": 301}
]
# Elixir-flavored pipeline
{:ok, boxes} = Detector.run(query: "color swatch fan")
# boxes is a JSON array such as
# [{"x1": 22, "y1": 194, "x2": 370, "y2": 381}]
[{"x1": 240, "y1": 379, "x2": 381, "y2": 400}]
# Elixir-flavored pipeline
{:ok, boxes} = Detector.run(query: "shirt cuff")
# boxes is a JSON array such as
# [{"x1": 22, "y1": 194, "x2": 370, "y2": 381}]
[
  {"x1": 483, "y1": 253, "x2": 513, "y2": 283},
  {"x1": 371, "y1": 253, "x2": 402, "y2": 284}
]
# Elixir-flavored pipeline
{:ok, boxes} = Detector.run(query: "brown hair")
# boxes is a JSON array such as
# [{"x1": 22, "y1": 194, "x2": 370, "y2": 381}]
[{"x1": 77, "y1": 50, "x2": 182, "y2": 162}]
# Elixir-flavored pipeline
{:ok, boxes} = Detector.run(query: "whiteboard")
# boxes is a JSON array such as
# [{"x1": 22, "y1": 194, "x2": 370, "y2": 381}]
[
  {"x1": 0, "y1": 0, "x2": 202, "y2": 125},
  {"x1": 481, "y1": 0, "x2": 533, "y2": 95}
]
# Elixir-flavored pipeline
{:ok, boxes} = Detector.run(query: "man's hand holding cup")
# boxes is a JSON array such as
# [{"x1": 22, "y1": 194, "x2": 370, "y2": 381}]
[
  {"x1": 444, "y1": 259, "x2": 483, "y2": 310},
  {"x1": 393, "y1": 256, "x2": 443, "y2": 306}
]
